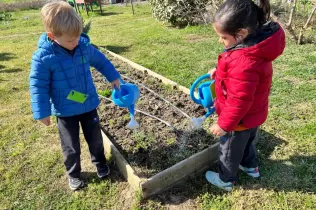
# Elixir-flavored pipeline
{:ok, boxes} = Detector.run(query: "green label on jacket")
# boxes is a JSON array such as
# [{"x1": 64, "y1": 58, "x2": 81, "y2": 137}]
[{"x1": 67, "y1": 90, "x2": 88, "y2": 103}]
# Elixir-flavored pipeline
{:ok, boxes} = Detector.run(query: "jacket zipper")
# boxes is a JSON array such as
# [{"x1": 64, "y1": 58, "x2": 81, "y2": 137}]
[{"x1": 57, "y1": 46, "x2": 86, "y2": 113}]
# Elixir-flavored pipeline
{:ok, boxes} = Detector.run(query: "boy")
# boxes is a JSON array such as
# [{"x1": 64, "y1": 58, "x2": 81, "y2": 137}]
[{"x1": 29, "y1": 1, "x2": 121, "y2": 190}]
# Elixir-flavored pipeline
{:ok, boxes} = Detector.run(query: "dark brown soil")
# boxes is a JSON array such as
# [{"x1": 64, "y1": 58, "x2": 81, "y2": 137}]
[{"x1": 92, "y1": 52, "x2": 217, "y2": 178}]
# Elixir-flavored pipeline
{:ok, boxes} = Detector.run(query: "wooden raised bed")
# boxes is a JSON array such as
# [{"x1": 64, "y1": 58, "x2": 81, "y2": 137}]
[{"x1": 99, "y1": 51, "x2": 220, "y2": 199}]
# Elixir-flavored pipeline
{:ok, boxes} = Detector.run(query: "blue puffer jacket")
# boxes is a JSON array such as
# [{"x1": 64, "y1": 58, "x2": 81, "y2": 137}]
[{"x1": 29, "y1": 33, "x2": 120, "y2": 120}]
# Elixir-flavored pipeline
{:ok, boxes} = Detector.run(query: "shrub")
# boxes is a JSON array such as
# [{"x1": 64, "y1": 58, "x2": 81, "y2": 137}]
[
  {"x1": 0, "y1": 13, "x2": 12, "y2": 21},
  {"x1": 149, "y1": 0, "x2": 213, "y2": 27}
]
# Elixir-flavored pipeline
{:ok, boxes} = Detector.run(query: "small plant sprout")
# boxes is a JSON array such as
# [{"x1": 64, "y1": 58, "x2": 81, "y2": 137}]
[{"x1": 98, "y1": 89, "x2": 112, "y2": 97}]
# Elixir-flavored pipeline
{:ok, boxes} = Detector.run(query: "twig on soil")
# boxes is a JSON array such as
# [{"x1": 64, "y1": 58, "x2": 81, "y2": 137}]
[
  {"x1": 134, "y1": 108, "x2": 177, "y2": 131},
  {"x1": 121, "y1": 75, "x2": 192, "y2": 120},
  {"x1": 98, "y1": 94, "x2": 177, "y2": 130}
]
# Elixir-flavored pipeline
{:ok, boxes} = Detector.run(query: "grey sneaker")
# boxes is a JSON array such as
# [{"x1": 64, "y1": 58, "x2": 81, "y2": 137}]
[
  {"x1": 97, "y1": 164, "x2": 110, "y2": 179},
  {"x1": 239, "y1": 165, "x2": 260, "y2": 178},
  {"x1": 69, "y1": 177, "x2": 85, "y2": 191},
  {"x1": 205, "y1": 171, "x2": 234, "y2": 191}
]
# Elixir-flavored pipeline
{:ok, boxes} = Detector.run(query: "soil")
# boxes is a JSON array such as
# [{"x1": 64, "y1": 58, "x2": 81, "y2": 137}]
[{"x1": 92, "y1": 52, "x2": 217, "y2": 178}]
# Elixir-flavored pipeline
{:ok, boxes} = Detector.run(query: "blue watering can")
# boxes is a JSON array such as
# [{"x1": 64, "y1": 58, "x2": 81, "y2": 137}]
[
  {"x1": 112, "y1": 78, "x2": 140, "y2": 130},
  {"x1": 190, "y1": 74, "x2": 216, "y2": 128}
]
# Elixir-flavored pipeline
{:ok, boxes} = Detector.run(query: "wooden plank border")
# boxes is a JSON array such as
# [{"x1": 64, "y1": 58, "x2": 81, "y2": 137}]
[
  {"x1": 101, "y1": 131, "x2": 142, "y2": 191},
  {"x1": 140, "y1": 144, "x2": 219, "y2": 198},
  {"x1": 106, "y1": 50, "x2": 192, "y2": 95}
]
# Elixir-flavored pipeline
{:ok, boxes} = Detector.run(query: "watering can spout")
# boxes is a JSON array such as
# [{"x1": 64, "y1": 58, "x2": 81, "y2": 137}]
[
  {"x1": 126, "y1": 104, "x2": 139, "y2": 129},
  {"x1": 112, "y1": 79, "x2": 140, "y2": 130},
  {"x1": 190, "y1": 74, "x2": 216, "y2": 129}
]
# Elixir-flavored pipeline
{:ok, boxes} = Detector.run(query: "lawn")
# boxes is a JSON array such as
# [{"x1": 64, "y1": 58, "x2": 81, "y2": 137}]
[
  {"x1": 1, "y1": 0, "x2": 39, "y2": 3},
  {"x1": 0, "y1": 3, "x2": 315, "y2": 210}
]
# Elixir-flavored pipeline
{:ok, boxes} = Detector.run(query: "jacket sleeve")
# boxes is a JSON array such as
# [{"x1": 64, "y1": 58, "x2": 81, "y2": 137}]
[
  {"x1": 29, "y1": 53, "x2": 51, "y2": 120},
  {"x1": 88, "y1": 45, "x2": 120, "y2": 82},
  {"x1": 217, "y1": 56, "x2": 259, "y2": 131}
]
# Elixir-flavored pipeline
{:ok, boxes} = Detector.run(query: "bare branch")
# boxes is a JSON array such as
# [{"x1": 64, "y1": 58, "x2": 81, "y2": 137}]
[
  {"x1": 303, "y1": 6, "x2": 316, "y2": 29},
  {"x1": 298, "y1": 6, "x2": 316, "y2": 44},
  {"x1": 286, "y1": 0, "x2": 297, "y2": 28}
]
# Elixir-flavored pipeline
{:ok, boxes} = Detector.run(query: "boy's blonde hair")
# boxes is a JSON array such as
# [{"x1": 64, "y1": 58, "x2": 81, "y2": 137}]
[{"x1": 41, "y1": 1, "x2": 82, "y2": 37}]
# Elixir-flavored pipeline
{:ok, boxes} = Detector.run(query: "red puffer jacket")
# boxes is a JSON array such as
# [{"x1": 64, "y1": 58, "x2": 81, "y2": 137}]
[{"x1": 215, "y1": 22, "x2": 286, "y2": 132}]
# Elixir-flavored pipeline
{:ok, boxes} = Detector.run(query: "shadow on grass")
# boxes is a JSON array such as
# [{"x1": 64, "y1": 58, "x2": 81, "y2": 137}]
[
  {"x1": 138, "y1": 129, "x2": 316, "y2": 205},
  {"x1": 240, "y1": 132, "x2": 316, "y2": 192},
  {"x1": 239, "y1": 155, "x2": 316, "y2": 193},
  {"x1": 97, "y1": 11, "x2": 122, "y2": 16},
  {"x1": 0, "y1": 52, "x2": 16, "y2": 62},
  {"x1": 81, "y1": 162, "x2": 126, "y2": 184},
  {"x1": 0, "y1": 53, "x2": 18, "y2": 74},
  {"x1": 100, "y1": 45, "x2": 131, "y2": 54},
  {"x1": 0, "y1": 68, "x2": 23, "y2": 73}
]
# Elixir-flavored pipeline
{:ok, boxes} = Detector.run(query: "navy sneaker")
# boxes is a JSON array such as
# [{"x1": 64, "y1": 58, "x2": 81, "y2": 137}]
[
  {"x1": 68, "y1": 177, "x2": 85, "y2": 191},
  {"x1": 97, "y1": 164, "x2": 110, "y2": 179}
]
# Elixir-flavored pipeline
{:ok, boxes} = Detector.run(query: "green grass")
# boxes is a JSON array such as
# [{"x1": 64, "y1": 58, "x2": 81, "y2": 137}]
[
  {"x1": 1, "y1": 3, "x2": 316, "y2": 209},
  {"x1": 1, "y1": 0, "x2": 38, "y2": 3}
]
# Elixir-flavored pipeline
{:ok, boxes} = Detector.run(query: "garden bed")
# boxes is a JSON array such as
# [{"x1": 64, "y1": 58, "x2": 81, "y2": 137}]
[{"x1": 92, "y1": 50, "x2": 219, "y2": 198}]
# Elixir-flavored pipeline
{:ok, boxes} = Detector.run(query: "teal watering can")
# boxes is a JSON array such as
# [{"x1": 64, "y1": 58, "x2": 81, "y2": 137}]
[
  {"x1": 112, "y1": 78, "x2": 140, "y2": 130},
  {"x1": 190, "y1": 74, "x2": 216, "y2": 128}
]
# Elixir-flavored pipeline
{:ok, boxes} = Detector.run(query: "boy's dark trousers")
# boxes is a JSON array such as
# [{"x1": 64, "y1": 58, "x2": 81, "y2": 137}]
[
  {"x1": 57, "y1": 109, "x2": 106, "y2": 178},
  {"x1": 219, "y1": 127, "x2": 259, "y2": 183}
]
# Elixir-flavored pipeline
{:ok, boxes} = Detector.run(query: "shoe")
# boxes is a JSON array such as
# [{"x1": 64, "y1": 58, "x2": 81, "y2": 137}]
[
  {"x1": 97, "y1": 164, "x2": 110, "y2": 179},
  {"x1": 69, "y1": 177, "x2": 85, "y2": 191},
  {"x1": 205, "y1": 171, "x2": 234, "y2": 191},
  {"x1": 239, "y1": 165, "x2": 260, "y2": 178}
]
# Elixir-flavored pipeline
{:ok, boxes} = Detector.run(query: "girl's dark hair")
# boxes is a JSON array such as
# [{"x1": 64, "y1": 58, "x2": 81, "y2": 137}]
[{"x1": 214, "y1": 0, "x2": 270, "y2": 36}]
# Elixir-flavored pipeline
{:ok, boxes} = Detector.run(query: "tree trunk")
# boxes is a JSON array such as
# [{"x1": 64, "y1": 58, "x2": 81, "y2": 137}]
[
  {"x1": 297, "y1": 6, "x2": 316, "y2": 44},
  {"x1": 131, "y1": 0, "x2": 134, "y2": 15},
  {"x1": 286, "y1": 0, "x2": 297, "y2": 28}
]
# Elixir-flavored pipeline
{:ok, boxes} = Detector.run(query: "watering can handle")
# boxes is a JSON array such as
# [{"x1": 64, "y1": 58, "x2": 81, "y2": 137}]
[
  {"x1": 113, "y1": 78, "x2": 126, "y2": 93},
  {"x1": 119, "y1": 78, "x2": 126, "y2": 84},
  {"x1": 190, "y1": 74, "x2": 211, "y2": 104}
]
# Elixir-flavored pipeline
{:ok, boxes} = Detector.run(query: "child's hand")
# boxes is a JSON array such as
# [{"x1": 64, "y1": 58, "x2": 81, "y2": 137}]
[
  {"x1": 40, "y1": 117, "x2": 51, "y2": 126},
  {"x1": 208, "y1": 68, "x2": 216, "y2": 79},
  {"x1": 111, "y1": 79, "x2": 120, "y2": 90},
  {"x1": 210, "y1": 123, "x2": 227, "y2": 136}
]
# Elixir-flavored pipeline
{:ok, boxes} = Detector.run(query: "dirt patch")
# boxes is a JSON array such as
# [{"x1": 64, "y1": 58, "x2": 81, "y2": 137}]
[
  {"x1": 92, "y1": 52, "x2": 217, "y2": 178},
  {"x1": 117, "y1": 184, "x2": 138, "y2": 209}
]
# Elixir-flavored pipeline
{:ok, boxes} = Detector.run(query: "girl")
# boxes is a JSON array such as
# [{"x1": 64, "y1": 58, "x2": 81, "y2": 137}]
[{"x1": 206, "y1": 0, "x2": 285, "y2": 191}]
